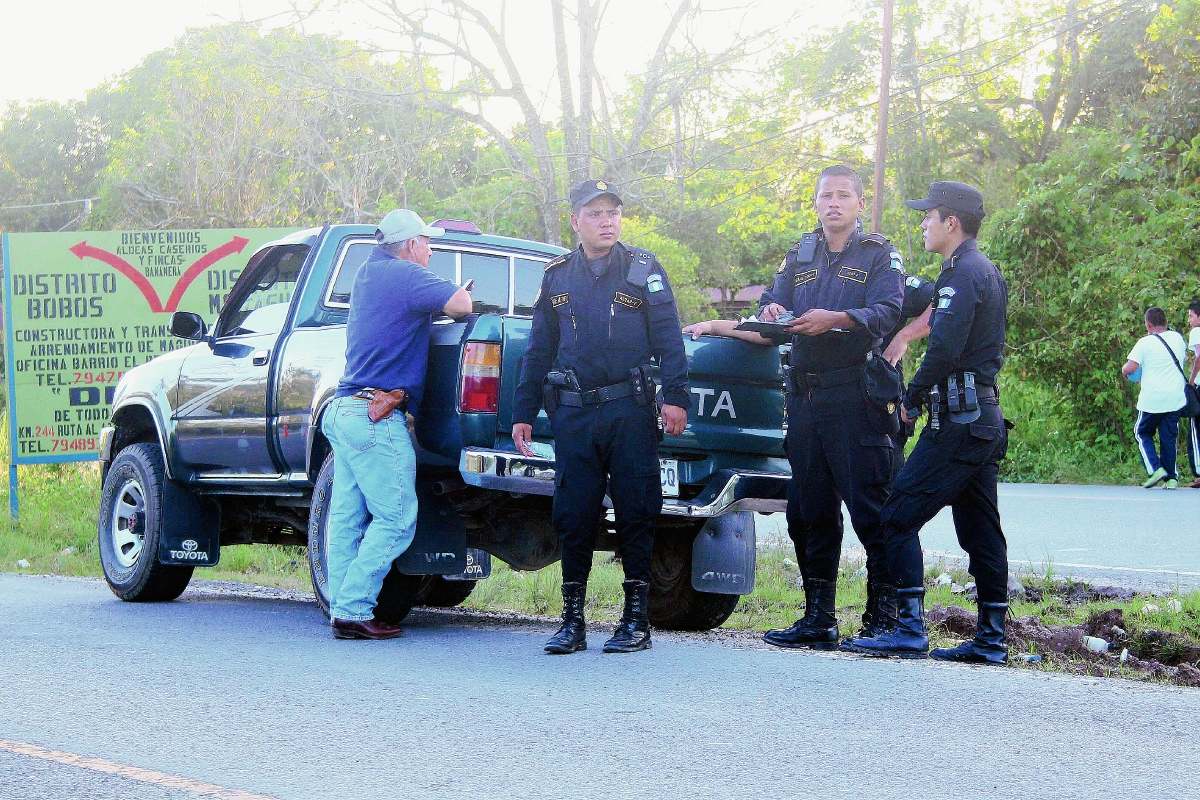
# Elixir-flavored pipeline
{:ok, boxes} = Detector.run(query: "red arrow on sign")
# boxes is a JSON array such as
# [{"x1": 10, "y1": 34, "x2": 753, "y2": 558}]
[
  {"x1": 70, "y1": 236, "x2": 251, "y2": 314},
  {"x1": 163, "y1": 236, "x2": 248, "y2": 312},
  {"x1": 69, "y1": 241, "x2": 164, "y2": 312}
]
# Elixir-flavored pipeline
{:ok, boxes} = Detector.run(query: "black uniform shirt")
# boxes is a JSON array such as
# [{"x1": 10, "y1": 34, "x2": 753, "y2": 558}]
[
  {"x1": 881, "y1": 271, "x2": 936, "y2": 352},
  {"x1": 513, "y1": 242, "x2": 690, "y2": 424},
  {"x1": 759, "y1": 229, "x2": 904, "y2": 373},
  {"x1": 907, "y1": 238, "x2": 1007, "y2": 400}
]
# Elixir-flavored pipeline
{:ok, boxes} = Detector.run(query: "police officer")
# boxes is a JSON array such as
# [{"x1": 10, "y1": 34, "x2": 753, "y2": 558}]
[
  {"x1": 512, "y1": 179, "x2": 690, "y2": 655},
  {"x1": 758, "y1": 164, "x2": 905, "y2": 651},
  {"x1": 845, "y1": 181, "x2": 1012, "y2": 663}
]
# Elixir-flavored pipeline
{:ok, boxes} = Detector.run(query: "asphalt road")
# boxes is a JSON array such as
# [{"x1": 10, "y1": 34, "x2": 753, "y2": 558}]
[
  {"x1": 758, "y1": 482, "x2": 1200, "y2": 591},
  {"x1": 2, "y1": 574, "x2": 1197, "y2": 800}
]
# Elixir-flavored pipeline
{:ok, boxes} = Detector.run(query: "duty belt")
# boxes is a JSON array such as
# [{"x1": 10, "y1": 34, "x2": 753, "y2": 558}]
[
  {"x1": 556, "y1": 380, "x2": 637, "y2": 407},
  {"x1": 788, "y1": 363, "x2": 863, "y2": 393},
  {"x1": 929, "y1": 383, "x2": 996, "y2": 413}
]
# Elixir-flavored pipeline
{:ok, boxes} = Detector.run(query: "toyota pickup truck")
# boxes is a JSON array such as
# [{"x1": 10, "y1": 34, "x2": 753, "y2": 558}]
[{"x1": 96, "y1": 221, "x2": 790, "y2": 630}]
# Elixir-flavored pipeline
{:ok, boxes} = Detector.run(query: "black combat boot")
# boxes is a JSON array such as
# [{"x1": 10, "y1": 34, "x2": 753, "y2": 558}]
[
  {"x1": 844, "y1": 587, "x2": 928, "y2": 658},
  {"x1": 931, "y1": 602, "x2": 1009, "y2": 664},
  {"x1": 763, "y1": 579, "x2": 839, "y2": 650},
  {"x1": 603, "y1": 580, "x2": 652, "y2": 653},
  {"x1": 544, "y1": 581, "x2": 587, "y2": 654},
  {"x1": 839, "y1": 583, "x2": 898, "y2": 651}
]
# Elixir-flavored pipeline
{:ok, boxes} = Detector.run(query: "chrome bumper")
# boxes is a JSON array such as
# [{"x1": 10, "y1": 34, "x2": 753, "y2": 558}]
[{"x1": 459, "y1": 448, "x2": 788, "y2": 518}]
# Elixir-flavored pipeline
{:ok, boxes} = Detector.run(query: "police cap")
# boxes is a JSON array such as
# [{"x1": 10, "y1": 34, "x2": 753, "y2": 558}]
[
  {"x1": 906, "y1": 181, "x2": 985, "y2": 219},
  {"x1": 570, "y1": 179, "x2": 622, "y2": 209}
]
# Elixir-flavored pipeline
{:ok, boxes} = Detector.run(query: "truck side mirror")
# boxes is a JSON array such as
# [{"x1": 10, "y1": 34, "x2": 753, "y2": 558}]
[{"x1": 169, "y1": 311, "x2": 207, "y2": 341}]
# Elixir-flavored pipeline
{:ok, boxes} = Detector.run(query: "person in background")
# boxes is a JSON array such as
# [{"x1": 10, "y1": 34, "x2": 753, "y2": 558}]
[
  {"x1": 1122, "y1": 306, "x2": 1187, "y2": 490},
  {"x1": 1184, "y1": 300, "x2": 1200, "y2": 488}
]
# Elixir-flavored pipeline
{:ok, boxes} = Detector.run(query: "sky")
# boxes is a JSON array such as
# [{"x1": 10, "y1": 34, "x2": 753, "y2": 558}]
[{"x1": 1, "y1": 0, "x2": 824, "y2": 110}]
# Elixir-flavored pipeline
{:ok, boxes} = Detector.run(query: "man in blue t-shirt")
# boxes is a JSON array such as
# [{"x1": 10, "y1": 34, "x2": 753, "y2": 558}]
[{"x1": 322, "y1": 209, "x2": 472, "y2": 640}]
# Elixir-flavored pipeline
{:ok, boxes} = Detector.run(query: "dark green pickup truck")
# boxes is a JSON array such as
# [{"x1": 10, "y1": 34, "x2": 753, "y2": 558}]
[{"x1": 96, "y1": 221, "x2": 790, "y2": 630}]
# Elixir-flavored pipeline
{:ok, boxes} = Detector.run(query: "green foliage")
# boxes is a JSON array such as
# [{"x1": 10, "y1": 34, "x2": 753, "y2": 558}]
[{"x1": 988, "y1": 127, "x2": 1200, "y2": 445}]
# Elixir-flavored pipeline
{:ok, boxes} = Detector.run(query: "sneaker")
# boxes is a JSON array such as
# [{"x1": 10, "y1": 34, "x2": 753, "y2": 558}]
[
  {"x1": 1143, "y1": 467, "x2": 1168, "y2": 488},
  {"x1": 1164, "y1": 479, "x2": 1179, "y2": 489}
]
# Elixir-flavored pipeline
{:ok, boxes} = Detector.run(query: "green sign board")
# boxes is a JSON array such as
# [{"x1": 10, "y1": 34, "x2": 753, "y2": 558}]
[{"x1": 2, "y1": 229, "x2": 299, "y2": 513}]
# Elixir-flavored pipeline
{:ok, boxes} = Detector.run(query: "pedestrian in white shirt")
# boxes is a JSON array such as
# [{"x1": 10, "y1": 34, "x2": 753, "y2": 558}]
[{"x1": 1122, "y1": 306, "x2": 1187, "y2": 489}]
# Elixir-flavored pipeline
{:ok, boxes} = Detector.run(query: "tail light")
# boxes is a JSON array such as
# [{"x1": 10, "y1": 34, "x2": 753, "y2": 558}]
[{"x1": 460, "y1": 342, "x2": 501, "y2": 413}]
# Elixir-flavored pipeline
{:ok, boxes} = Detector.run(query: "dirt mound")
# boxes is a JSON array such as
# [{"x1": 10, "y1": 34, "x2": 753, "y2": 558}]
[{"x1": 926, "y1": 604, "x2": 976, "y2": 637}]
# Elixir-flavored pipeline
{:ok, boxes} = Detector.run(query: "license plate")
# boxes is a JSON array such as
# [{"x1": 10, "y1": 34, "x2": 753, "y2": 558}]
[{"x1": 660, "y1": 459, "x2": 679, "y2": 497}]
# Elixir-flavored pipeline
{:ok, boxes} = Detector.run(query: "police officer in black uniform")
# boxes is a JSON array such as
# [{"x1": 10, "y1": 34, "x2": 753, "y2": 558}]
[
  {"x1": 758, "y1": 164, "x2": 905, "y2": 651},
  {"x1": 846, "y1": 181, "x2": 1012, "y2": 663},
  {"x1": 512, "y1": 179, "x2": 690, "y2": 655}
]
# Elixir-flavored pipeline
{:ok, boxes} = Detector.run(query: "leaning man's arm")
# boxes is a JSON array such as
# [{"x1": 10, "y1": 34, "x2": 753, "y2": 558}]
[{"x1": 443, "y1": 288, "x2": 473, "y2": 318}]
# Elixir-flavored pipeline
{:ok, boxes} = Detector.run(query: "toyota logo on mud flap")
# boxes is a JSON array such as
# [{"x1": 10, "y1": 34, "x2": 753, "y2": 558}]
[{"x1": 170, "y1": 539, "x2": 209, "y2": 561}]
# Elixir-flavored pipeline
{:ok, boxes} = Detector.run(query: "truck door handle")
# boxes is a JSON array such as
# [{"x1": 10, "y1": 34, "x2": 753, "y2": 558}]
[{"x1": 252, "y1": 350, "x2": 270, "y2": 366}]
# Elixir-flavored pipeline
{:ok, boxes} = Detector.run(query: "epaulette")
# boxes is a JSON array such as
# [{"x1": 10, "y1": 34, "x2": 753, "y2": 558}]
[
  {"x1": 859, "y1": 232, "x2": 891, "y2": 247},
  {"x1": 545, "y1": 253, "x2": 570, "y2": 271}
]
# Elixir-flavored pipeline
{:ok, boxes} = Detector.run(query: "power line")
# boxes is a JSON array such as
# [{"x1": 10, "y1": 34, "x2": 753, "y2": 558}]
[{"x1": 0, "y1": 197, "x2": 98, "y2": 212}]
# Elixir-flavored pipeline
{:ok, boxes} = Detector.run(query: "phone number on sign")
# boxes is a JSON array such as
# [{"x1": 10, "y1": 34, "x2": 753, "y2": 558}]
[
  {"x1": 51, "y1": 438, "x2": 98, "y2": 452},
  {"x1": 73, "y1": 371, "x2": 124, "y2": 385}
]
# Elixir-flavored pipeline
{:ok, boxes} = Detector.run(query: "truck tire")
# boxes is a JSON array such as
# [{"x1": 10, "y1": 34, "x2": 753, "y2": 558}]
[
  {"x1": 97, "y1": 442, "x2": 194, "y2": 602},
  {"x1": 649, "y1": 528, "x2": 740, "y2": 631},
  {"x1": 417, "y1": 576, "x2": 477, "y2": 608},
  {"x1": 307, "y1": 452, "x2": 423, "y2": 624}
]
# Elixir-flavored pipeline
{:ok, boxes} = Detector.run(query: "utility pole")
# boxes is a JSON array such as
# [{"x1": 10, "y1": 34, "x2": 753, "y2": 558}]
[{"x1": 871, "y1": 0, "x2": 894, "y2": 234}]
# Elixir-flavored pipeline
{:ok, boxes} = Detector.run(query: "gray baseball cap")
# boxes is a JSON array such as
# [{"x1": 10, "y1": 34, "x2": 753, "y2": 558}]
[
  {"x1": 375, "y1": 209, "x2": 445, "y2": 245},
  {"x1": 906, "y1": 181, "x2": 986, "y2": 218}
]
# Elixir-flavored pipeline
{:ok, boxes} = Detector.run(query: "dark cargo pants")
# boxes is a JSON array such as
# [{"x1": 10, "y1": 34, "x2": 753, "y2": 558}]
[
  {"x1": 549, "y1": 396, "x2": 661, "y2": 584},
  {"x1": 785, "y1": 379, "x2": 894, "y2": 587},
  {"x1": 881, "y1": 399, "x2": 1010, "y2": 603}
]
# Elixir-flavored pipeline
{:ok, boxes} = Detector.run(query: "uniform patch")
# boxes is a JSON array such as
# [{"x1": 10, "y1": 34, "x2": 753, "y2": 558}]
[
  {"x1": 838, "y1": 266, "x2": 868, "y2": 284},
  {"x1": 776, "y1": 258, "x2": 787, "y2": 275},
  {"x1": 614, "y1": 291, "x2": 643, "y2": 309},
  {"x1": 905, "y1": 275, "x2": 922, "y2": 288},
  {"x1": 647, "y1": 273, "x2": 665, "y2": 293},
  {"x1": 890, "y1": 253, "x2": 905, "y2": 271},
  {"x1": 937, "y1": 286, "x2": 956, "y2": 298},
  {"x1": 551, "y1": 293, "x2": 570, "y2": 308},
  {"x1": 937, "y1": 297, "x2": 952, "y2": 309},
  {"x1": 795, "y1": 269, "x2": 818, "y2": 287}
]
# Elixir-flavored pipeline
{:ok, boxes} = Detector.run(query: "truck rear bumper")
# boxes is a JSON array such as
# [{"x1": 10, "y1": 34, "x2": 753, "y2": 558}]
[{"x1": 459, "y1": 448, "x2": 788, "y2": 518}]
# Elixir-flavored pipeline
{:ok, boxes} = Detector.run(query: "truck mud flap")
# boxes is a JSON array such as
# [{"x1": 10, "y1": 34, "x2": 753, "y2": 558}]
[
  {"x1": 158, "y1": 481, "x2": 221, "y2": 567},
  {"x1": 444, "y1": 549, "x2": 492, "y2": 581},
  {"x1": 396, "y1": 479, "x2": 468, "y2": 575},
  {"x1": 690, "y1": 511, "x2": 755, "y2": 595}
]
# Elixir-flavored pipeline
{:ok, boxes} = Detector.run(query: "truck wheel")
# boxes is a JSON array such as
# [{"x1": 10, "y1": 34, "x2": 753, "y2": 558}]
[
  {"x1": 97, "y1": 442, "x2": 194, "y2": 602},
  {"x1": 417, "y1": 576, "x2": 477, "y2": 608},
  {"x1": 649, "y1": 528, "x2": 740, "y2": 631},
  {"x1": 307, "y1": 452, "x2": 423, "y2": 624}
]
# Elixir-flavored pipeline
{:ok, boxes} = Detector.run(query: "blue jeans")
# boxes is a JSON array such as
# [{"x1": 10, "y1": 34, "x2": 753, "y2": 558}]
[
  {"x1": 1135, "y1": 410, "x2": 1180, "y2": 480},
  {"x1": 320, "y1": 395, "x2": 419, "y2": 621}
]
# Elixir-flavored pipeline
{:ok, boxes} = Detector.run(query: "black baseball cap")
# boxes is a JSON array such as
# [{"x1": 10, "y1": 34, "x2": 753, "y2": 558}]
[
  {"x1": 570, "y1": 179, "x2": 622, "y2": 208},
  {"x1": 906, "y1": 181, "x2": 985, "y2": 218}
]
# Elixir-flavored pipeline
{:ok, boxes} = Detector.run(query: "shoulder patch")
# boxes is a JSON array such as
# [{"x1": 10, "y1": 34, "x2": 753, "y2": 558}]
[
  {"x1": 905, "y1": 275, "x2": 923, "y2": 289},
  {"x1": 889, "y1": 251, "x2": 905, "y2": 272},
  {"x1": 859, "y1": 232, "x2": 891, "y2": 248},
  {"x1": 937, "y1": 286, "x2": 956, "y2": 298},
  {"x1": 647, "y1": 273, "x2": 665, "y2": 293}
]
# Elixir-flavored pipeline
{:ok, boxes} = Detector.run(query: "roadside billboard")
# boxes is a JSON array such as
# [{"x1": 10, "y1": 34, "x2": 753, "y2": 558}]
[{"x1": 2, "y1": 228, "x2": 299, "y2": 515}]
